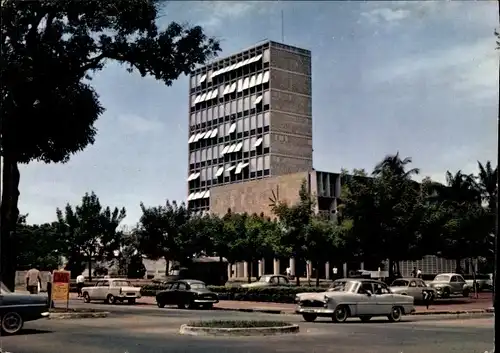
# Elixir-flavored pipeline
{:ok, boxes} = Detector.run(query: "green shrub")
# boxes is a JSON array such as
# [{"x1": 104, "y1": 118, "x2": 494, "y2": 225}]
[{"x1": 140, "y1": 284, "x2": 326, "y2": 303}]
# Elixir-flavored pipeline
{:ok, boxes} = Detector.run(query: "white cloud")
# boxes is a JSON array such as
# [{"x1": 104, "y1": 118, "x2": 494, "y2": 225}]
[
  {"x1": 193, "y1": 1, "x2": 275, "y2": 30},
  {"x1": 116, "y1": 114, "x2": 165, "y2": 134},
  {"x1": 369, "y1": 38, "x2": 498, "y2": 101}
]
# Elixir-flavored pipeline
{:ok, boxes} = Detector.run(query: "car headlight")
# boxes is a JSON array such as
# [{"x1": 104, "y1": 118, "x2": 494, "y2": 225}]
[
  {"x1": 295, "y1": 296, "x2": 300, "y2": 303},
  {"x1": 323, "y1": 295, "x2": 330, "y2": 303}
]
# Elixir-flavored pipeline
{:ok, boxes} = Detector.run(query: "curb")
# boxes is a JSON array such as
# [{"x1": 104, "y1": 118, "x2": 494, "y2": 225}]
[
  {"x1": 213, "y1": 307, "x2": 494, "y2": 316},
  {"x1": 48, "y1": 311, "x2": 110, "y2": 320},
  {"x1": 179, "y1": 323, "x2": 300, "y2": 336}
]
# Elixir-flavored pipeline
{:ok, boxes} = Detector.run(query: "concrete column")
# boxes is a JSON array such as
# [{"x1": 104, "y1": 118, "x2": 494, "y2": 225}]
[
  {"x1": 227, "y1": 263, "x2": 232, "y2": 279},
  {"x1": 237, "y1": 262, "x2": 244, "y2": 278},
  {"x1": 325, "y1": 262, "x2": 330, "y2": 280},
  {"x1": 289, "y1": 258, "x2": 296, "y2": 276},
  {"x1": 306, "y1": 260, "x2": 312, "y2": 281},
  {"x1": 273, "y1": 259, "x2": 280, "y2": 275},
  {"x1": 360, "y1": 262, "x2": 365, "y2": 270},
  {"x1": 243, "y1": 261, "x2": 249, "y2": 279},
  {"x1": 343, "y1": 263, "x2": 348, "y2": 278},
  {"x1": 258, "y1": 259, "x2": 265, "y2": 277}
]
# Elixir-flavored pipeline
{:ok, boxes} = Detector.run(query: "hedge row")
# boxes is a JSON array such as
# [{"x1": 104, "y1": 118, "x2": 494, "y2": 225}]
[{"x1": 140, "y1": 285, "x2": 327, "y2": 303}]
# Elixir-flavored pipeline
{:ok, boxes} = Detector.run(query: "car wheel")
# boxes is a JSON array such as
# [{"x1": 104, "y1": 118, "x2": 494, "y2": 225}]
[
  {"x1": 83, "y1": 292, "x2": 91, "y2": 303},
  {"x1": 202, "y1": 303, "x2": 213, "y2": 310},
  {"x1": 177, "y1": 302, "x2": 193, "y2": 309},
  {"x1": 106, "y1": 294, "x2": 116, "y2": 304},
  {"x1": 157, "y1": 301, "x2": 165, "y2": 308},
  {"x1": 302, "y1": 313, "x2": 317, "y2": 322},
  {"x1": 128, "y1": 299, "x2": 136, "y2": 305},
  {"x1": 1, "y1": 311, "x2": 24, "y2": 335},
  {"x1": 360, "y1": 316, "x2": 372, "y2": 322},
  {"x1": 387, "y1": 306, "x2": 403, "y2": 322},
  {"x1": 332, "y1": 305, "x2": 349, "y2": 323},
  {"x1": 463, "y1": 288, "x2": 470, "y2": 298}
]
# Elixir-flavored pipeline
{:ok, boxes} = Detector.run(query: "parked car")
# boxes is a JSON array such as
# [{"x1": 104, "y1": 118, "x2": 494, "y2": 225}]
[
  {"x1": 240, "y1": 274, "x2": 290, "y2": 288},
  {"x1": 463, "y1": 274, "x2": 493, "y2": 292},
  {"x1": 82, "y1": 279, "x2": 141, "y2": 304},
  {"x1": 295, "y1": 278, "x2": 414, "y2": 323},
  {"x1": 427, "y1": 273, "x2": 471, "y2": 298},
  {"x1": 156, "y1": 279, "x2": 219, "y2": 309},
  {"x1": 389, "y1": 278, "x2": 436, "y2": 302},
  {"x1": 0, "y1": 282, "x2": 50, "y2": 334}
]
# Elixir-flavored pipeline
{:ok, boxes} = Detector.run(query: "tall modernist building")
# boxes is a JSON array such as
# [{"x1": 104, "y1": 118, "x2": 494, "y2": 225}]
[{"x1": 187, "y1": 41, "x2": 313, "y2": 213}]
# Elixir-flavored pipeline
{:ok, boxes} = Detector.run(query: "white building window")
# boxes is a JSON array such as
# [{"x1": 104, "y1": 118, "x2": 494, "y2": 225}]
[
  {"x1": 257, "y1": 156, "x2": 263, "y2": 171},
  {"x1": 243, "y1": 117, "x2": 250, "y2": 131},
  {"x1": 264, "y1": 155, "x2": 270, "y2": 170},
  {"x1": 242, "y1": 77, "x2": 250, "y2": 90},
  {"x1": 263, "y1": 134, "x2": 270, "y2": 148},
  {"x1": 237, "y1": 98, "x2": 243, "y2": 112},
  {"x1": 263, "y1": 71, "x2": 270, "y2": 83},
  {"x1": 249, "y1": 157, "x2": 257, "y2": 172},
  {"x1": 264, "y1": 112, "x2": 270, "y2": 127},
  {"x1": 243, "y1": 97, "x2": 250, "y2": 111},
  {"x1": 250, "y1": 115, "x2": 256, "y2": 130},
  {"x1": 263, "y1": 90, "x2": 270, "y2": 105},
  {"x1": 243, "y1": 138, "x2": 250, "y2": 152}
]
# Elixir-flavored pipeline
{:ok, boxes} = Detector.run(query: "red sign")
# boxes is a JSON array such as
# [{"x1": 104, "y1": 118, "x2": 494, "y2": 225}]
[{"x1": 53, "y1": 271, "x2": 70, "y2": 284}]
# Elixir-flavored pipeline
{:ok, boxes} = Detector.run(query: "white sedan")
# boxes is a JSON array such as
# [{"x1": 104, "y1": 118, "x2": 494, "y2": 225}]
[
  {"x1": 82, "y1": 279, "x2": 141, "y2": 304},
  {"x1": 296, "y1": 279, "x2": 415, "y2": 323}
]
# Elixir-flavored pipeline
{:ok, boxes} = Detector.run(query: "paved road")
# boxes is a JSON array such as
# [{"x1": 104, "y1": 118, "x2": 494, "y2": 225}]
[{"x1": 0, "y1": 303, "x2": 493, "y2": 353}]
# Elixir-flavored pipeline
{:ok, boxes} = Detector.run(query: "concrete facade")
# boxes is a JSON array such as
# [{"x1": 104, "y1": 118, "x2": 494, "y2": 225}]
[{"x1": 187, "y1": 41, "x2": 312, "y2": 213}]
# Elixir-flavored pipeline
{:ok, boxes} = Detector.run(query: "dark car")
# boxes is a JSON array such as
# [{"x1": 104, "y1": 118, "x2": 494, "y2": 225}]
[
  {"x1": 0, "y1": 282, "x2": 50, "y2": 334},
  {"x1": 155, "y1": 279, "x2": 219, "y2": 310}
]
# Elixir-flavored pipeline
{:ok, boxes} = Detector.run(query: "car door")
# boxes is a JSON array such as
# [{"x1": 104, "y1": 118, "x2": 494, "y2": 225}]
[
  {"x1": 373, "y1": 282, "x2": 393, "y2": 315},
  {"x1": 269, "y1": 276, "x2": 279, "y2": 287},
  {"x1": 415, "y1": 280, "x2": 427, "y2": 301},
  {"x1": 175, "y1": 282, "x2": 188, "y2": 305},
  {"x1": 278, "y1": 276, "x2": 290, "y2": 286},
  {"x1": 159, "y1": 283, "x2": 174, "y2": 304},
  {"x1": 356, "y1": 282, "x2": 377, "y2": 315},
  {"x1": 450, "y1": 275, "x2": 460, "y2": 294},
  {"x1": 94, "y1": 281, "x2": 107, "y2": 300},
  {"x1": 407, "y1": 280, "x2": 420, "y2": 299},
  {"x1": 455, "y1": 275, "x2": 467, "y2": 293}
]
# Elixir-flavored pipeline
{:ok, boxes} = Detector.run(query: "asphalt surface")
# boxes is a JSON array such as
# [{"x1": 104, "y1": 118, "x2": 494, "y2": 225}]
[{"x1": 0, "y1": 302, "x2": 494, "y2": 353}]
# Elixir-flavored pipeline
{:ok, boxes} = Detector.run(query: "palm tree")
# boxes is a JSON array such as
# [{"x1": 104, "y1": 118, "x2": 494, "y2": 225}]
[
  {"x1": 372, "y1": 152, "x2": 420, "y2": 179},
  {"x1": 477, "y1": 161, "x2": 498, "y2": 211}
]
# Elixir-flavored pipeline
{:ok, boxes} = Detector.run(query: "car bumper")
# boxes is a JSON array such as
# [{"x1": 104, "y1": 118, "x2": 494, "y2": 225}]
[
  {"x1": 296, "y1": 307, "x2": 335, "y2": 316},
  {"x1": 194, "y1": 299, "x2": 219, "y2": 304},
  {"x1": 117, "y1": 294, "x2": 141, "y2": 299},
  {"x1": 41, "y1": 311, "x2": 50, "y2": 318}
]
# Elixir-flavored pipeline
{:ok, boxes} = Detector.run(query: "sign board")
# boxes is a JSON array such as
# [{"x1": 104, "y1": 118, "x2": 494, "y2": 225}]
[{"x1": 51, "y1": 270, "x2": 70, "y2": 302}]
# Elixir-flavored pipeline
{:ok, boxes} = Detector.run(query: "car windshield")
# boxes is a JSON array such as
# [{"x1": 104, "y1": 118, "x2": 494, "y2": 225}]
[
  {"x1": 189, "y1": 283, "x2": 206, "y2": 289},
  {"x1": 434, "y1": 275, "x2": 451, "y2": 282},
  {"x1": 391, "y1": 280, "x2": 409, "y2": 286},
  {"x1": 258, "y1": 275, "x2": 271, "y2": 283},
  {"x1": 0, "y1": 282, "x2": 11, "y2": 294},
  {"x1": 113, "y1": 281, "x2": 132, "y2": 287},
  {"x1": 328, "y1": 281, "x2": 356, "y2": 292}
]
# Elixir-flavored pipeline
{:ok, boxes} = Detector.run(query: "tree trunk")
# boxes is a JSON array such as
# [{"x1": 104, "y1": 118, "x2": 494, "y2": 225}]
[
  {"x1": 455, "y1": 258, "x2": 462, "y2": 274},
  {"x1": 315, "y1": 261, "x2": 320, "y2": 287},
  {"x1": 0, "y1": 156, "x2": 21, "y2": 291},
  {"x1": 388, "y1": 259, "x2": 394, "y2": 280},
  {"x1": 87, "y1": 256, "x2": 92, "y2": 282}
]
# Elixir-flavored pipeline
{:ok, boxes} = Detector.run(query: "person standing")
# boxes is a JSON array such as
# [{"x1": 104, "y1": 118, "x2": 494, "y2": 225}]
[
  {"x1": 411, "y1": 267, "x2": 417, "y2": 278},
  {"x1": 417, "y1": 268, "x2": 422, "y2": 278},
  {"x1": 76, "y1": 273, "x2": 85, "y2": 297},
  {"x1": 25, "y1": 267, "x2": 42, "y2": 294}
]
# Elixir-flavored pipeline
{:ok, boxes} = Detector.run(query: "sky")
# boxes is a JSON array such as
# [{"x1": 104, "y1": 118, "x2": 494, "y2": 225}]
[{"x1": 19, "y1": 0, "x2": 498, "y2": 226}]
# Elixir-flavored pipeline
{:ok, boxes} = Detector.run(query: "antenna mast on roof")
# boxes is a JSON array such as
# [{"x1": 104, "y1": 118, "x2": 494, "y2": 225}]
[{"x1": 281, "y1": 7, "x2": 285, "y2": 43}]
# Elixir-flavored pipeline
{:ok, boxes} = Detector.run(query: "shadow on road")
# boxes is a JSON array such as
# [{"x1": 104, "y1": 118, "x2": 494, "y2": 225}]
[{"x1": 2, "y1": 329, "x2": 53, "y2": 337}]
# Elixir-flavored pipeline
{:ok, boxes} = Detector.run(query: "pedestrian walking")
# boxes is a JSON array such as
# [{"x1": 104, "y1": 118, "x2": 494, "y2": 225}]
[
  {"x1": 285, "y1": 266, "x2": 292, "y2": 279},
  {"x1": 25, "y1": 267, "x2": 42, "y2": 294},
  {"x1": 76, "y1": 273, "x2": 85, "y2": 297},
  {"x1": 411, "y1": 267, "x2": 417, "y2": 278},
  {"x1": 417, "y1": 268, "x2": 422, "y2": 278}
]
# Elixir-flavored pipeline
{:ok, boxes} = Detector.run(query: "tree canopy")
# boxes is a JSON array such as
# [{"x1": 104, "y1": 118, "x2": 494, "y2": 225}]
[{"x1": 0, "y1": 0, "x2": 221, "y2": 290}]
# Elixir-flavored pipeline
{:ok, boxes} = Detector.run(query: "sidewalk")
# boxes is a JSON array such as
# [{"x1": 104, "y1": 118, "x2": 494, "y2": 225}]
[{"x1": 69, "y1": 293, "x2": 494, "y2": 315}]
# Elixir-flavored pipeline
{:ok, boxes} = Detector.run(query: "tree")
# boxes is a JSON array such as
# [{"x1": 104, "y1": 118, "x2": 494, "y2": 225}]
[
  {"x1": 477, "y1": 161, "x2": 498, "y2": 211},
  {"x1": 304, "y1": 216, "x2": 346, "y2": 287},
  {"x1": 270, "y1": 180, "x2": 314, "y2": 286},
  {"x1": 341, "y1": 153, "x2": 423, "y2": 278},
  {"x1": 430, "y1": 170, "x2": 491, "y2": 272},
  {"x1": 115, "y1": 232, "x2": 146, "y2": 279},
  {"x1": 14, "y1": 215, "x2": 63, "y2": 271},
  {"x1": 223, "y1": 212, "x2": 275, "y2": 283},
  {"x1": 0, "y1": 0, "x2": 221, "y2": 290},
  {"x1": 56, "y1": 192, "x2": 126, "y2": 280},
  {"x1": 135, "y1": 200, "x2": 192, "y2": 273}
]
